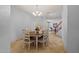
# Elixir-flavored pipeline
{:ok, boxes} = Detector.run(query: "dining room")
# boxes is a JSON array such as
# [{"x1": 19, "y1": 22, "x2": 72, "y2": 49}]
[{"x1": 10, "y1": 5, "x2": 66, "y2": 53}]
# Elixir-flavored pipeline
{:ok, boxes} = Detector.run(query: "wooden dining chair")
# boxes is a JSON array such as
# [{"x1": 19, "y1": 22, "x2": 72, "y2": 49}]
[
  {"x1": 23, "y1": 30, "x2": 35, "y2": 51},
  {"x1": 38, "y1": 31, "x2": 48, "y2": 48}
]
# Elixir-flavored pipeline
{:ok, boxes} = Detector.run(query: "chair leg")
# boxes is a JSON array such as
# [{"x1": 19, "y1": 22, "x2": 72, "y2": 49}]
[
  {"x1": 24, "y1": 43, "x2": 27, "y2": 52},
  {"x1": 46, "y1": 41, "x2": 48, "y2": 46},
  {"x1": 28, "y1": 43, "x2": 30, "y2": 51},
  {"x1": 34, "y1": 42, "x2": 36, "y2": 47},
  {"x1": 43, "y1": 42, "x2": 45, "y2": 48}
]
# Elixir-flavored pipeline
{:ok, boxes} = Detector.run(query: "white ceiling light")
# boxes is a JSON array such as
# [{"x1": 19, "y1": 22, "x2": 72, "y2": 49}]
[
  {"x1": 32, "y1": 11, "x2": 42, "y2": 16},
  {"x1": 32, "y1": 5, "x2": 42, "y2": 16}
]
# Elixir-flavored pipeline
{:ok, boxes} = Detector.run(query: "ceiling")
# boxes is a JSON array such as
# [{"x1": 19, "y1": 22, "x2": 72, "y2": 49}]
[{"x1": 14, "y1": 5, "x2": 63, "y2": 19}]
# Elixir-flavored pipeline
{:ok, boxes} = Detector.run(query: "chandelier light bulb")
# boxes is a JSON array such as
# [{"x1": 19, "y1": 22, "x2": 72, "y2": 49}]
[{"x1": 32, "y1": 11, "x2": 42, "y2": 16}]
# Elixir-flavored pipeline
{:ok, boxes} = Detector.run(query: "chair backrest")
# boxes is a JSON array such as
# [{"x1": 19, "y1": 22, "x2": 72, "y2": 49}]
[
  {"x1": 43, "y1": 30, "x2": 48, "y2": 40},
  {"x1": 22, "y1": 29, "x2": 30, "y2": 42},
  {"x1": 24, "y1": 33, "x2": 30, "y2": 42}
]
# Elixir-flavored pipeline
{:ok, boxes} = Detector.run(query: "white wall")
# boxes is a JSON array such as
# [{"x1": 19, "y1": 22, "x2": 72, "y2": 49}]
[
  {"x1": 67, "y1": 6, "x2": 79, "y2": 53},
  {"x1": 62, "y1": 6, "x2": 67, "y2": 50},
  {"x1": 0, "y1": 5, "x2": 10, "y2": 52}
]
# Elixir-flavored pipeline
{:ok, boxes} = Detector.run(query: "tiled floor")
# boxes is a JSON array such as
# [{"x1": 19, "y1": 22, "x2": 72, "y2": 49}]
[{"x1": 11, "y1": 32, "x2": 64, "y2": 53}]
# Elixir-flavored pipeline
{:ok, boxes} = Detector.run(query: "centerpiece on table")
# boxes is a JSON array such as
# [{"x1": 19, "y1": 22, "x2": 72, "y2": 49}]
[{"x1": 35, "y1": 26, "x2": 40, "y2": 34}]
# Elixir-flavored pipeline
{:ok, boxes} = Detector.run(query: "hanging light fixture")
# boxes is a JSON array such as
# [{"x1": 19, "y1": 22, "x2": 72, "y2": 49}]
[{"x1": 32, "y1": 5, "x2": 42, "y2": 16}]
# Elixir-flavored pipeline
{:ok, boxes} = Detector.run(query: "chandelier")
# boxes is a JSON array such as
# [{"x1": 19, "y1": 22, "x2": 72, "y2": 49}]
[{"x1": 32, "y1": 5, "x2": 42, "y2": 16}]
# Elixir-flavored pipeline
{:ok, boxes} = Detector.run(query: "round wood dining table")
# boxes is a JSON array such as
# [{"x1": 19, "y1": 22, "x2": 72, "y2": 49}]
[{"x1": 29, "y1": 31, "x2": 43, "y2": 51}]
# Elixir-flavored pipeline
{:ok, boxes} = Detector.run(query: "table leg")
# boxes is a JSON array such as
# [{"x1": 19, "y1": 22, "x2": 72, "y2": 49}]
[{"x1": 36, "y1": 35, "x2": 38, "y2": 52}]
